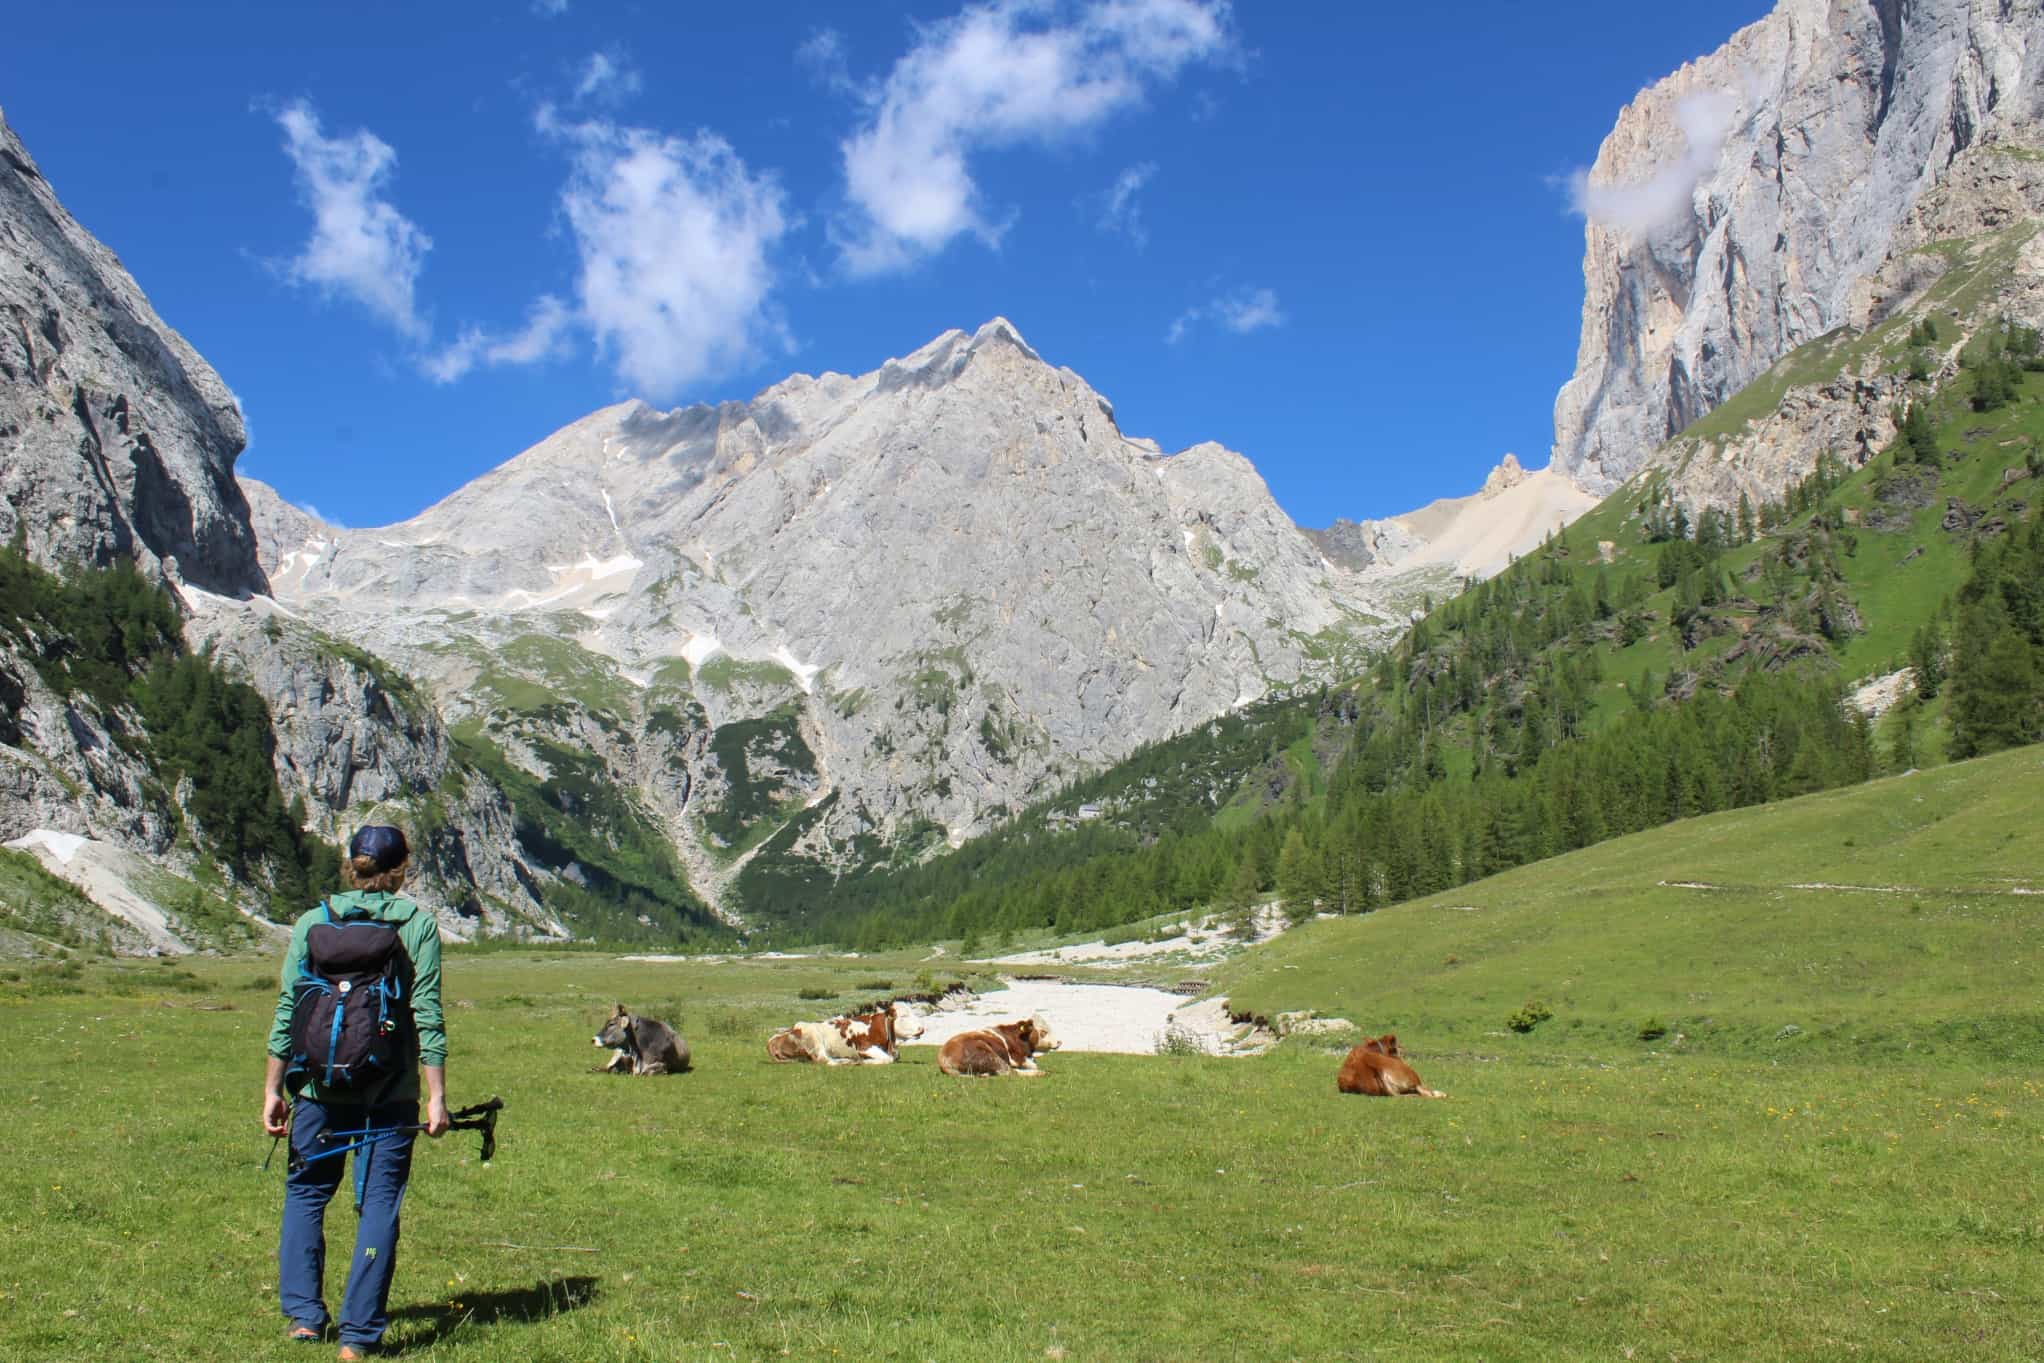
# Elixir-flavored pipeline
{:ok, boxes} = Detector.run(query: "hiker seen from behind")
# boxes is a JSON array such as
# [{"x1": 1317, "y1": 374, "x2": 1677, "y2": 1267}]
[{"x1": 261, "y1": 825, "x2": 449, "y2": 1361}]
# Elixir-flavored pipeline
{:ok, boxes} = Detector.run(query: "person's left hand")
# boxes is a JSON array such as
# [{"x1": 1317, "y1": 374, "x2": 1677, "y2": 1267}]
[{"x1": 425, "y1": 1095, "x2": 451, "y2": 1138}]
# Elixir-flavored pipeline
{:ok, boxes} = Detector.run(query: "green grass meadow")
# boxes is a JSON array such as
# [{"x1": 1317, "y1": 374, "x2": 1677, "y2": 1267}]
[{"x1": 4, "y1": 751, "x2": 2043, "y2": 1361}]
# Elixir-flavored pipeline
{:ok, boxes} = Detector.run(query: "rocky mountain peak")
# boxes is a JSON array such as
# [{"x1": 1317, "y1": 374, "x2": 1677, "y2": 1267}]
[
  {"x1": 251, "y1": 319, "x2": 1408, "y2": 912},
  {"x1": 970, "y1": 315, "x2": 1040, "y2": 360}
]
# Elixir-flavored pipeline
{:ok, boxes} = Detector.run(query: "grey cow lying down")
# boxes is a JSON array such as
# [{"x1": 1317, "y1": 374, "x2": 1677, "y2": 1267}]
[{"x1": 594, "y1": 1003, "x2": 692, "y2": 1074}]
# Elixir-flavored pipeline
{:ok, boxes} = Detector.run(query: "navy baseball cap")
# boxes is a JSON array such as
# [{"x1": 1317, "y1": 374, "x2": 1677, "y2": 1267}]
[{"x1": 348, "y1": 825, "x2": 409, "y2": 871}]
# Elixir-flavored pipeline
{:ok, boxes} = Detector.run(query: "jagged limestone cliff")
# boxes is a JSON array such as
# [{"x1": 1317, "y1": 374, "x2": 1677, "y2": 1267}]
[
  {"x1": 0, "y1": 106, "x2": 262, "y2": 596},
  {"x1": 1648, "y1": 146, "x2": 2044, "y2": 514},
  {"x1": 1553, "y1": 0, "x2": 2044, "y2": 494}
]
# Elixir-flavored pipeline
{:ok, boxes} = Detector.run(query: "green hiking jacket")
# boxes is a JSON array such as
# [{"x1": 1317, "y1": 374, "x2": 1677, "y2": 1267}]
[{"x1": 267, "y1": 890, "x2": 446, "y2": 1105}]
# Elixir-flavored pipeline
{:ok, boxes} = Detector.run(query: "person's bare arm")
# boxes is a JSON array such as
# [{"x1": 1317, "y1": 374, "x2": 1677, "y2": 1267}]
[
  {"x1": 424, "y1": 1064, "x2": 449, "y2": 1136},
  {"x1": 262, "y1": 1055, "x2": 290, "y2": 1135}
]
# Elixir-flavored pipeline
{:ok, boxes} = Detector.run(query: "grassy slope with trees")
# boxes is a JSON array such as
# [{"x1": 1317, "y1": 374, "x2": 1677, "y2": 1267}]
[{"x1": 1219, "y1": 742, "x2": 2044, "y2": 1058}]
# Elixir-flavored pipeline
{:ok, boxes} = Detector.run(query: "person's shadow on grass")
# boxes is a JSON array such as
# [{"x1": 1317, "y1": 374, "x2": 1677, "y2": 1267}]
[{"x1": 387, "y1": 1276, "x2": 600, "y2": 1351}]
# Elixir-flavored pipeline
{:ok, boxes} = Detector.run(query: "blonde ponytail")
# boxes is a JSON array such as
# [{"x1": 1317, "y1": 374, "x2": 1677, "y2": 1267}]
[{"x1": 342, "y1": 853, "x2": 409, "y2": 895}]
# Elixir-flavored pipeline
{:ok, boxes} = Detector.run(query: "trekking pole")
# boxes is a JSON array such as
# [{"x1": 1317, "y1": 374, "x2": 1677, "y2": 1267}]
[{"x1": 300, "y1": 1096, "x2": 504, "y2": 1169}]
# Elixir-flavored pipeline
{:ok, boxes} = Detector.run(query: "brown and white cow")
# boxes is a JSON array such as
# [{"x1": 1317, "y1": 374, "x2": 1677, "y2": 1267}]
[
  {"x1": 765, "y1": 1001, "x2": 925, "y2": 1065},
  {"x1": 936, "y1": 1015, "x2": 1061, "y2": 1077},
  {"x1": 1336, "y1": 1033, "x2": 1445, "y2": 1098}
]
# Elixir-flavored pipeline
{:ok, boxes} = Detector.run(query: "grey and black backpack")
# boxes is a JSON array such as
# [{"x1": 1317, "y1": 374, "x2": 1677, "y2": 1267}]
[{"x1": 285, "y1": 901, "x2": 413, "y2": 1097}]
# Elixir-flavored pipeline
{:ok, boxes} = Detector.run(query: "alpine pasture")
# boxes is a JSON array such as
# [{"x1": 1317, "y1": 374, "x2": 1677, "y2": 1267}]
[{"x1": 3, "y1": 750, "x2": 2042, "y2": 1362}]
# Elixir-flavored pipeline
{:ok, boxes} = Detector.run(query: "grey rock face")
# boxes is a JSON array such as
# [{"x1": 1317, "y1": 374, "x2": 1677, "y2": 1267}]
[
  {"x1": 189, "y1": 610, "x2": 447, "y2": 819},
  {"x1": 0, "y1": 642, "x2": 177, "y2": 854},
  {"x1": 252, "y1": 320, "x2": 1405, "y2": 908},
  {"x1": 0, "y1": 106, "x2": 263, "y2": 597},
  {"x1": 1302, "y1": 519, "x2": 1381, "y2": 572},
  {"x1": 1553, "y1": 0, "x2": 2044, "y2": 492},
  {"x1": 184, "y1": 604, "x2": 561, "y2": 936},
  {"x1": 1645, "y1": 142, "x2": 2044, "y2": 512}
]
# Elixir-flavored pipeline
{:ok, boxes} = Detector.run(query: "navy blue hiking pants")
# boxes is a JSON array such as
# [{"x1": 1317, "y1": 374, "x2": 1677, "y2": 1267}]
[{"x1": 279, "y1": 1097, "x2": 418, "y2": 1347}]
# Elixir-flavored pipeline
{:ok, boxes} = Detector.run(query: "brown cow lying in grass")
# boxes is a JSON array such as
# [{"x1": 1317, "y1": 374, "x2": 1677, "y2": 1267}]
[
  {"x1": 937, "y1": 1015, "x2": 1061, "y2": 1077},
  {"x1": 765, "y1": 1002, "x2": 925, "y2": 1065},
  {"x1": 1336, "y1": 1033, "x2": 1445, "y2": 1098}
]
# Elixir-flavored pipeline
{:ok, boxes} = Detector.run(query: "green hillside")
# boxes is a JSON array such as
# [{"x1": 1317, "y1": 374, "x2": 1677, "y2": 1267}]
[{"x1": 1218, "y1": 744, "x2": 2044, "y2": 1062}]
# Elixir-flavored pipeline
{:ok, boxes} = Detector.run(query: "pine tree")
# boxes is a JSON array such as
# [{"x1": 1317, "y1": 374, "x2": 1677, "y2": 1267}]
[
  {"x1": 1889, "y1": 704, "x2": 1920, "y2": 773},
  {"x1": 1910, "y1": 617, "x2": 1946, "y2": 699},
  {"x1": 1276, "y1": 828, "x2": 1316, "y2": 923},
  {"x1": 1950, "y1": 626, "x2": 2042, "y2": 758}
]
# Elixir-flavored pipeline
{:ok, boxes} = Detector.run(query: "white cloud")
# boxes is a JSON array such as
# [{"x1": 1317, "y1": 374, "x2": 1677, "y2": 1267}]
[
  {"x1": 833, "y1": 0, "x2": 1232, "y2": 275},
  {"x1": 532, "y1": 0, "x2": 568, "y2": 15},
  {"x1": 272, "y1": 100, "x2": 432, "y2": 340},
  {"x1": 1564, "y1": 90, "x2": 1738, "y2": 235},
  {"x1": 423, "y1": 295, "x2": 574, "y2": 384},
  {"x1": 1166, "y1": 285, "x2": 1282, "y2": 343},
  {"x1": 1096, "y1": 160, "x2": 1156, "y2": 247},
  {"x1": 573, "y1": 49, "x2": 642, "y2": 106},
  {"x1": 541, "y1": 112, "x2": 792, "y2": 398}
]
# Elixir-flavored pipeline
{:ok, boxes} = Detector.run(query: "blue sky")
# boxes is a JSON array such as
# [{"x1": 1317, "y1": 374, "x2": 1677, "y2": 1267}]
[{"x1": 3, "y1": 1, "x2": 1772, "y2": 531}]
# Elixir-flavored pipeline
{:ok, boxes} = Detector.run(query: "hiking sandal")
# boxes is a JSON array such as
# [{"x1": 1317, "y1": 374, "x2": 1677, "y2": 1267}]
[{"x1": 287, "y1": 1324, "x2": 322, "y2": 1342}]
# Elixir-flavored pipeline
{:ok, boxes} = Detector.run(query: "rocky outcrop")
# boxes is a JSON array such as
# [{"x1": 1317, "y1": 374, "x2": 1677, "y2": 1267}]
[
  {"x1": 0, "y1": 653, "x2": 177, "y2": 855},
  {"x1": 0, "y1": 105, "x2": 263, "y2": 597},
  {"x1": 1553, "y1": 0, "x2": 2044, "y2": 492},
  {"x1": 1304, "y1": 514, "x2": 1435, "y2": 576}
]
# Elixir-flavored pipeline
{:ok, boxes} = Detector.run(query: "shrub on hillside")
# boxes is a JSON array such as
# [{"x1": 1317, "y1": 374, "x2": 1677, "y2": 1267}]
[{"x1": 1507, "y1": 1000, "x2": 1553, "y2": 1034}]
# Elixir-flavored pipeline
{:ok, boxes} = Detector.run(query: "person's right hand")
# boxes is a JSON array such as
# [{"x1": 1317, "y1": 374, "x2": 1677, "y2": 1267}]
[{"x1": 262, "y1": 1091, "x2": 290, "y2": 1137}]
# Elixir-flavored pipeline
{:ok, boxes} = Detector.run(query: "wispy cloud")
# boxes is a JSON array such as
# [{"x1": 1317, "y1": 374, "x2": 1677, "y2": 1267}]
[
  {"x1": 271, "y1": 100, "x2": 432, "y2": 340},
  {"x1": 1167, "y1": 285, "x2": 1282, "y2": 343},
  {"x1": 573, "y1": 49, "x2": 642, "y2": 106},
  {"x1": 423, "y1": 295, "x2": 574, "y2": 384},
  {"x1": 532, "y1": 0, "x2": 568, "y2": 16},
  {"x1": 538, "y1": 109, "x2": 792, "y2": 398},
  {"x1": 1095, "y1": 160, "x2": 1156, "y2": 248},
  {"x1": 796, "y1": 27, "x2": 855, "y2": 95},
  {"x1": 1562, "y1": 90, "x2": 1738, "y2": 235},
  {"x1": 832, "y1": 0, "x2": 1233, "y2": 276}
]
